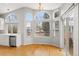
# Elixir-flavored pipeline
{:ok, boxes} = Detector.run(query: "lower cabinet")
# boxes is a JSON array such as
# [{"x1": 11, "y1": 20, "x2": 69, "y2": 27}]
[
  {"x1": 9, "y1": 36, "x2": 16, "y2": 47},
  {"x1": 0, "y1": 35, "x2": 9, "y2": 46}
]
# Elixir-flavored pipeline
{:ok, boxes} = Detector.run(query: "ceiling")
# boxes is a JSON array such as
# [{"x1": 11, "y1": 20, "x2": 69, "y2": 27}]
[{"x1": 0, "y1": 3, "x2": 63, "y2": 15}]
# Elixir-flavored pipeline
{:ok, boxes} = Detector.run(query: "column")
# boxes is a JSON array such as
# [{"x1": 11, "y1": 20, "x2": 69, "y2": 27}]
[{"x1": 59, "y1": 17, "x2": 64, "y2": 48}]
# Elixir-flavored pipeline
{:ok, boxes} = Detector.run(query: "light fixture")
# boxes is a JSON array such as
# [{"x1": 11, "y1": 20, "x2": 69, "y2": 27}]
[{"x1": 38, "y1": 3, "x2": 43, "y2": 11}]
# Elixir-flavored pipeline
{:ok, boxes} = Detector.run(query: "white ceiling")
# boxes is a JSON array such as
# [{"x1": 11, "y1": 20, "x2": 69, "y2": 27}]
[{"x1": 0, "y1": 3, "x2": 63, "y2": 15}]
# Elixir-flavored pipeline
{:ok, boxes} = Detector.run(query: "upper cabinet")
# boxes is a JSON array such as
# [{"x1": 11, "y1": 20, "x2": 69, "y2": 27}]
[{"x1": 5, "y1": 12, "x2": 18, "y2": 34}]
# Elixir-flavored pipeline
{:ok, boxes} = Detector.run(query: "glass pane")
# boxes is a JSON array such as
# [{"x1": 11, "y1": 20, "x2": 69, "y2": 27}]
[
  {"x1": 26, "y1": 22, "x2": 32, "y2": 36},
  {"x1": 5, "y1": 13, "x2": 17, "y2": 23},
  {"x1": 35, "y1": 22, "x2": 50, "y2": 37},
  {"x1": 54, "y1": 11, "x2": 60, "y2": 18},
  {"x1": 36, "y1": 12, "x2": 44, "y2": 21},
  {"x1": 54, "y1": 21, "x2": 60, "y2": 39},
  {"x1": 55, "y1": 21, "x2": 59, "y2": 30},
  {"x1": 8, "y1": 24, "x2": 12, "y2": 33},
  {"x1": 25, "y1": 13, "x2": 33, "y2": 36},
  {"x1": 36, "y1": 12, "x2": 50, "y2": 22},
  {"x1": 13, "y1": 24, "x2": 17, "y2": 33},
  {"x1": 25, "y1": 13, "x2": 33, "y2": 22}
]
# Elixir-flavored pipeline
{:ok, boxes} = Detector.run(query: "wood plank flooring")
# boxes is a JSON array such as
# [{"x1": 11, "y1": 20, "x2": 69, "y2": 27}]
[{"x1": 0, "y1": 44, "x2": 64, "y2": 56}]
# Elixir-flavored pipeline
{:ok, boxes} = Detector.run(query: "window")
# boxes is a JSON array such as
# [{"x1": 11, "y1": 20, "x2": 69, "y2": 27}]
[
  {"x1": 13, "y1": 24, "x2": 17, "y2": 33},
  {"x1": 24, "y1": 12, "x2": 50, "y2": 37},
  {"x1": 55, "y1": 21, "x2": 59, "y2": 30},
  {"x1": 8, "y1": 24, "x2": 18, "y2": 34},
  {"x1": 5, "y1": 12, "x2": 17, "y2": 23},
  {"x1": 53, "y1": 21, "x2": 60, "y2": 39},
  {"x1": 53, "y1": 9, "x2": 60, "y2": 19},
  {"x1": 36, "y1": 12, "x2": 50, "y2": 22},
  {"x1": 35, "y1": 22, "x2": 50, "y2": 37},
  {"x1": 35, "y1": 12, "x2": 50, "y2": 37},
  {"x1": 25, "y1": 13, "x2": 33, "y2": 22},
  {"x1": 25, "y1": 13, "x2": 33, "y2": 36},
  {"x1": 8, "y1": 24, "x2": 11, "y2": 33},
  {"x1": 54, "y1": 11, "x2": 60, "y2": 18}
]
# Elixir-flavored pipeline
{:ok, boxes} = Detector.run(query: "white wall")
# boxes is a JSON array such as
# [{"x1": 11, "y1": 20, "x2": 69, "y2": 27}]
[{"x1": 73, "y1": 4, "x2": 79, "y2": 56}]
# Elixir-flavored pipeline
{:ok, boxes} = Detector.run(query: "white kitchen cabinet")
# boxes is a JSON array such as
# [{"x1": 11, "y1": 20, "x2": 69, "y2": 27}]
[{"x1": 0, "y1": 34, "x2": 9, "y2": 46}]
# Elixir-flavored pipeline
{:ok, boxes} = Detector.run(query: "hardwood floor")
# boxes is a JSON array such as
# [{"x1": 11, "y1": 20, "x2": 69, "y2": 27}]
[{"x1": 0, "y1": 44, "x2": 64, "y2": 56}]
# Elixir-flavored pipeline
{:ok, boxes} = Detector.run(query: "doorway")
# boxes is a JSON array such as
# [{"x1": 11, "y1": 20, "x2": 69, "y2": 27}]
[{"x1": 64, "y1": 17, "x2": 73, "y2": 56}]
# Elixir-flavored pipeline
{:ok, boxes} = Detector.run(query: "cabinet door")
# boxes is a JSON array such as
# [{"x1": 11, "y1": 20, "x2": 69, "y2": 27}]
[
  {"x1": 0, "y1": 35, "x2": 9, "y2": 46},
  {"x1": 13, "y1": 24, "x2": 17, "y2": 33},
  {"x1": 8, "y1": 24, "x2": 12, "y2": 33},
  {"x1": 9, "y1": 36, "x2": 16, "y2": 47}
]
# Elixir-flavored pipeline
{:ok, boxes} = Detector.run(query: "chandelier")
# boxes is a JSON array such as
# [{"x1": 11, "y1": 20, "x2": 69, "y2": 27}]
[{"x1": 38, "y1": 3, "x2": 43, "y2": 11}]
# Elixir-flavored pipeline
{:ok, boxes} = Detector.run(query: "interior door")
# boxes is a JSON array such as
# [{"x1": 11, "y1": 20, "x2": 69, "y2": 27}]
[{"x1": 64, "y1": 18, "x2": 73, "y2": 56}]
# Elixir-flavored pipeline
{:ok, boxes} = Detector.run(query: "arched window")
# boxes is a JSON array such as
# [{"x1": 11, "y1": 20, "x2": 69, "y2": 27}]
[
  {"x1": 35, "y1": 12, "x2": 50, "y2": 36},
  {"x1": 25, "y1": 13, "x2": 33, "y2": 36},
  {"x1": 5, "y1": 12, "x2": 17, "y2": 23},
  {"x1": 25, "y1": 13, "x2": 33, "y2": 22},
  {"x1": 35, "y1": 11, "x2": 50, "y2": 22}
]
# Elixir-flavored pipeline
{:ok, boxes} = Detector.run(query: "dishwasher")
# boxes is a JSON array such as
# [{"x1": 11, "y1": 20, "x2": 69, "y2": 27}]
[{"x1": 9, "y1": 36, "x2": 16, "y2": 47}]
